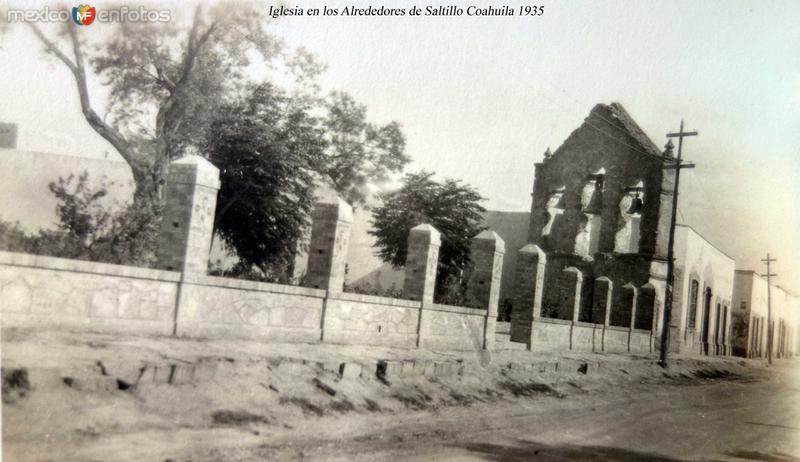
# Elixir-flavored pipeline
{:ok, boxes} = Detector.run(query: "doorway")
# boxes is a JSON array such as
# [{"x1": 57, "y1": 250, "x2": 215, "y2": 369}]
[{"x1": 701, "y1": 287, "x2": 712, "y2": 355}]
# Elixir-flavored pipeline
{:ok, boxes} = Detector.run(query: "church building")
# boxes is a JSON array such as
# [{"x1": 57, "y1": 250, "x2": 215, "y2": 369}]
[{"x1": 509, "y1": 103, "x2": 734, "y2": 355}]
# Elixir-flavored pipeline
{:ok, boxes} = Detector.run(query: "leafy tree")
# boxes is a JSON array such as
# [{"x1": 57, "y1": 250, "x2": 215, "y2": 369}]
[
  {"x1": 27, "y1": 6, "x2": 410, "y2": 269},
  {"x1": 369, "y1": 171, "x2": 486, "y2": 301},
  {"x1": 0, "y1": 220, "x2": 38, "y2": 254},
  {"x1": 0, "y1": 172, "x2": 158, "y2": 265},
  {"x1": 27, "y1": 6, "x2": 408, "y2": 209},
  {"x1": 322, "y1": 92, "x2": 410, "y2": 207},
  {"x1": 27, "y1": 3, "x2": 293, "y2": 206},
  {"x1": 206, "y1": 83, "x2": 325, "y2": 280}
]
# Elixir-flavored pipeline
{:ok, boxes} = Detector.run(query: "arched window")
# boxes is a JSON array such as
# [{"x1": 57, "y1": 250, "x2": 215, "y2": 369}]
[
  {"x1": 687, "y1": 279, "x2": 699, "y2": 329},
  {"x1": 542, "y1": 186, "x2": 566, "y2": 237},
  {"x1": 701, "y1": 287, "x2": 713, "y2": 355},
  {"x1": 590, "y1": 277, "x2": 613, "y2": 325},
  {"x1": 575, "y1": 170, "x2": 604, "y2": 258},
  {"x1": 545, "y1": 267, "x2": 582, "y2": 321},
  {"x1": 614, "y1": 181, "x2": 644, "y2": 253},
  {"x1": 611, "y1": 283, "x2": 636, "y2": 327},
  {"x1": 635, "y1": 284, "x2": 656, "y2": 331},
  {"x1": 721, "y1": 305, "x2": 728, "y2": 346}
]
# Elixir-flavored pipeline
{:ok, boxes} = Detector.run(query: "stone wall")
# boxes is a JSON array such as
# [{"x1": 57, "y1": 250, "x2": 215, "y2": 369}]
[
  {"x1": 0, "y1": 250, "x2": 492, "y2": 351},
  {"x1": 0, "y1": 151, "x2": 670, "y2": 358},
  {"x1": 419, "y1": 303, "x2": 488, "y2": 351},
  {"x1": 0, "y1": 155, "x2": 499, "y2": 353},
  {"x1": 175, "y1": 275, "x2": 326, "y2": 343},
  {"x1": 528, "y1": 317, "x2": 653, "y2": 354},
  {"x1": 0, "y1": 252, "x2": 179, "y2": 336},
  {"x1": 323, "y1": 293, "x2": 421, "y2": 348}
]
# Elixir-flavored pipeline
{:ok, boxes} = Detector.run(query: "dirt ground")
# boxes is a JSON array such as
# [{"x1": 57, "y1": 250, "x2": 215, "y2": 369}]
[{"x1": 1, "y1": 327, "x2": 797, "y2": 461}]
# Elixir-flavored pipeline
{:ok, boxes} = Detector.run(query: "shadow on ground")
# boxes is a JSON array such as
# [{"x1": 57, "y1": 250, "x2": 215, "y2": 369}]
[
  {"x1": 726, "y1": 450, "x2": 800, "y2": 462},
  {"x1": 456, "y1": 439, "x2": 687, "y2": 461},
  {"x1": 457, "y1": 440, "x2": 800, "y2": 462}
]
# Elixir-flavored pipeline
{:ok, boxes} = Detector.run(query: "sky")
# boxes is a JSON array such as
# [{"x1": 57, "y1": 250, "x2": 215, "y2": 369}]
[{"x1": 0, "y1": 0, "x2": 799, "y2": 292}]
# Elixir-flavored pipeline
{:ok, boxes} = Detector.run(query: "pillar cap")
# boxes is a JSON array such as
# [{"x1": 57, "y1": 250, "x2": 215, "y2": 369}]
[
  {"x1": 518, "y1": 243, "x2": 546, "y2": 255},
  {"x1": 410, "y1": 223, "x2": 441, "y2": 246},
  {"x1": 473, "y1": 230, "x2": 505, "y2": 253},
  {"x1": 313, "y1": 197, "x2": 353, "y2": 223},
  {"x1": 169, "y1": 155, "x2": 220, "y2": 189}
]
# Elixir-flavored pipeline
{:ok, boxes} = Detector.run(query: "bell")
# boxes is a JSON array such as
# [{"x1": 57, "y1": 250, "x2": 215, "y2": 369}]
[{"x1": 627, "y1": 194, "x2": 643, "y2": 214}]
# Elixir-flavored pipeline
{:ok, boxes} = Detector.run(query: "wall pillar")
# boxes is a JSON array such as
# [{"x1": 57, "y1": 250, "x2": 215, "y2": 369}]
[
  {"x1": 623, "y1": 283, "x2": 638, "y2": 352},
  {"x1": 466, "y1": 230, "x2": 505, "y2": 350},
  {"x1": 403, "y1": 224, "x2": 441, "y2": 304},
  {"x1": 596, "y1": 277, "x2": 613, "y2": 352},
  {"x1": 305, "y1": 198, "x2": 353, "y2": 296},
  {"x1": 157, "y1": 155, "x2": 220, "y2": 274},
  {"x1": 563, "y1": 267, "x2": 584, "y2": 323},
  {"x1": 597, "y1": 277, "x2": 613, "y2": 326},
  {"x1": 510, "y1": 244, "x2": 547, "y2": 346}
]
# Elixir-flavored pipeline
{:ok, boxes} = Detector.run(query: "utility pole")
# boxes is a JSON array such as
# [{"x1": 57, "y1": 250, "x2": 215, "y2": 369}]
[
  {"x1": 761, "y1": 253, "x2": 777, "y2": 365},
  {"x1": 659, "y1": 120, "x2": 697, "y2": 368}
]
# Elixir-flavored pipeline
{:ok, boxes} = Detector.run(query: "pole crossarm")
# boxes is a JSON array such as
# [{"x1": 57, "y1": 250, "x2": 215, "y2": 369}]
[
  {"x1": 663, "y1": 162, "x2": 696, "y2": 170},
  {"x1": 667, "y1": 131, "x2": 699, "y2": 138}
]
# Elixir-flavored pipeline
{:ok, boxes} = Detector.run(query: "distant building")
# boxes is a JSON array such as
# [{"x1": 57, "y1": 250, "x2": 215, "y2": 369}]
[
  {"x1": 0, "y1": 148, "x2": 133, "y2": 230},
  {"x1": 732, "y1": 270, "x2": 799, "y2": 358}
]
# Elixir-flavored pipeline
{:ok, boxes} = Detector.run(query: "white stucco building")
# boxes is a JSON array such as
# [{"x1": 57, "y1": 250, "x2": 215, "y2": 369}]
[{"x1": 732, "y1": 270, "x2": 799, "y2": 359}]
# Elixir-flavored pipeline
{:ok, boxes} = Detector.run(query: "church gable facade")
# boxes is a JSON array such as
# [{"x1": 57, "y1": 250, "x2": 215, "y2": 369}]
[{"x1": 512, "y1": 103, "x2": 679, "y2": 349}]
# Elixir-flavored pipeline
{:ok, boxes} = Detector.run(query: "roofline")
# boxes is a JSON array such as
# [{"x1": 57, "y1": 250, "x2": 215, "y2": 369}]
[
  {"x1": 735, "y1": 271, "x2": 800, "y2": 298},
  {"x1": 0, "y1": 147, "x2": 125, "y2": 163},
  {"x1": 675, "y1": 224, "x2": 735, "y2": 261}
]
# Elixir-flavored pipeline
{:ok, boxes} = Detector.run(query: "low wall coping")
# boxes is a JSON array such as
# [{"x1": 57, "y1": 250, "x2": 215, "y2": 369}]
[
  {"x1": 574, "y1": 321, "x2": 604, "y2": 328},
  {"x1": 183, "y1": 274, "x2": 327, "y2": 298},
  {"x1": 334, "y1": 292, "x2": 421, "y2": 308},
  {"x1": 532, "y1": 316, "x2": 572, "y2": 326},
  {"x1": 631, "y1": 328, "x2": 653, "y2": 335},
  {"x1": 422, "y1": 302, "x2": 487, "y2": 316},
  {"x1": 0, "y1": 251, "x2": 180, "y2": 282},
  {"x1": 606, "y1": 325, "x2": 631, "y2": 332}
]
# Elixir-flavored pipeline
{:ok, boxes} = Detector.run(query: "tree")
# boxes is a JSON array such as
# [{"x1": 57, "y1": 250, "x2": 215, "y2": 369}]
[
  {"x1": 369, "y1": 171, "x2": 486, "y2": 301},
  {"x1": 27, "y1": 6, "x2": 408, "y2": 210},
  {"x1": 26, "y1": 5, "x2": 411, "y2": 271},
  {"x1": 206, "y1": 83, "x2": 325, "y2": 280},
  {"x1": 0, "y1": 172, "x2": 157, "y2": 265},
  {"x1": 27, "y1": 3, "x2": 291, "y2": 206},
  {"x1": 322, "y1": 92, "x2": 410, "y2": 207}
]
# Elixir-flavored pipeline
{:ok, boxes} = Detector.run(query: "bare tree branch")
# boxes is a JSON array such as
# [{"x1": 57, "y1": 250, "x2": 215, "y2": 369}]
[
  {"x1": 29, "y1": 23, "x2": 153, "y2": 200},
  {"x1": 28, "y1": 23, "x2": 78, "y2": 74},
  {"x1": 178, "y1": 6, "x2": 217, "y2": 88}
]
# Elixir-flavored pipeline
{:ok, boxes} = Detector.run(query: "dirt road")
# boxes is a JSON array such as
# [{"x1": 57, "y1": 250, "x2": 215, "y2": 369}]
[
  {"x1": 3, "y1": 329, "x2": 799, "y2": 461},
  {"x1": 262, "y1": 364, "x2": 800, "y2": 461}
]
